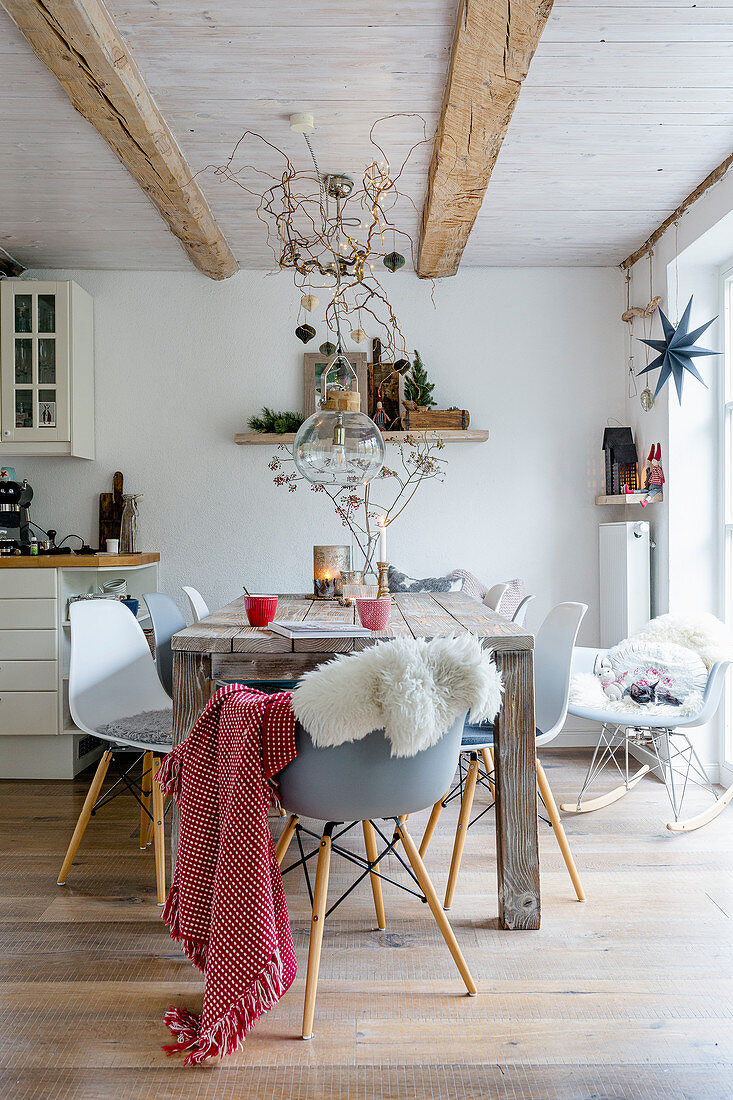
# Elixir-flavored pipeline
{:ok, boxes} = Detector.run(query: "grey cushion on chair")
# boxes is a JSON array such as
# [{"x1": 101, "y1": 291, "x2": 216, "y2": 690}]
[{"x1": 97, "y1": 709, "x2": 173, "y2": 745}]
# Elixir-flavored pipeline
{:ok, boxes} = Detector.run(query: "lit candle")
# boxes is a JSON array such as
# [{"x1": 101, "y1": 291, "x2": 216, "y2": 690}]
[{"x1": 378, "y1": 516, "x2": 387, "y2": 562}]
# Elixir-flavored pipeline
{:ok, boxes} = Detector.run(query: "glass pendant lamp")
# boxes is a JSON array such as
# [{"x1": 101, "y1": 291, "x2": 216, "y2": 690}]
[{"x1": 293, "y1": 352, "x2": 385, "y2": 485}]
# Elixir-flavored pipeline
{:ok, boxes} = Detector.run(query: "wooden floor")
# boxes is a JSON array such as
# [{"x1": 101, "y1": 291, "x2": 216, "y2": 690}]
[{"x1": 2, "y1": 750, "x2": 733, "y2": 1099}]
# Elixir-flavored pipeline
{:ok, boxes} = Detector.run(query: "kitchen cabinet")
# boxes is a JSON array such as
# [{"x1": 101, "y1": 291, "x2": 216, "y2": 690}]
[
  {"x1": 0, "y1": 553, "x2": 159, "y2": 778},
  {"x1": 0, "y1": 279, "x2": 94, "y2": 458}
]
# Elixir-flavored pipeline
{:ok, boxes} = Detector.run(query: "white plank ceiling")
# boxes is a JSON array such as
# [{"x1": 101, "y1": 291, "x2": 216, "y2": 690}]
[{"x1": 2, "y1": 0, "x2": 733, "y2": 271}]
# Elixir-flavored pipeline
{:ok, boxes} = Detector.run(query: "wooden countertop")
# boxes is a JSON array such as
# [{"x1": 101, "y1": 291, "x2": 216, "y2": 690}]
[{"x1": 0, "y1": 552, "x2": 160, "y2": 568}]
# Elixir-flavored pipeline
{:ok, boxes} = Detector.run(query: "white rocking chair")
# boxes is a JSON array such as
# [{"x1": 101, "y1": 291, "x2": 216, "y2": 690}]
[{"x1": 564, "y1": 647, "x2": 733, "y2": 832}]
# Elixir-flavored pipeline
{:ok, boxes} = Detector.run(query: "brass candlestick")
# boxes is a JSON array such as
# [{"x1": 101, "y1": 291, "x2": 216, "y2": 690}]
[{"x1": 377, "y1": 561, "x2": 390, "y2": 599}]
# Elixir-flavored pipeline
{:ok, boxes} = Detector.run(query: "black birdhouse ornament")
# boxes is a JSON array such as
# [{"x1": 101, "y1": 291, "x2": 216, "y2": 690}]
[{"x1": 602, "y1": 427, "x2": 639, "y2": 495}]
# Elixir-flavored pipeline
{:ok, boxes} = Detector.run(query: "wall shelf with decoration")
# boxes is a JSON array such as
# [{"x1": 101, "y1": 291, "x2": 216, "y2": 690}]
[
  {"x1": 235, "y1": 429, "x2": 489, "y2": 446},
  {"x1": 595, "y1": 493, "x2": 663, "y2": 506}
]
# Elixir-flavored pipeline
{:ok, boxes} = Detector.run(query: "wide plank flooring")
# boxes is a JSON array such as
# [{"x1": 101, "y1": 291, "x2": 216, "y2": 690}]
[{"x1": 1, "y1": 749, "x2": 732, "y2": 1099}]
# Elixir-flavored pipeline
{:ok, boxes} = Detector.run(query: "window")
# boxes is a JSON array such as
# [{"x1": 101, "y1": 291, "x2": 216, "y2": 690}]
[{"x1": 721, "y1": 263, "x2": 733, "y2": 765}]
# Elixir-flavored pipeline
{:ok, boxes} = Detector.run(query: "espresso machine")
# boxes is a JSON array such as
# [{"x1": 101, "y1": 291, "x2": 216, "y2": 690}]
[{"x1": 0, "y1": 476, "x2": 33, "y2": 554}]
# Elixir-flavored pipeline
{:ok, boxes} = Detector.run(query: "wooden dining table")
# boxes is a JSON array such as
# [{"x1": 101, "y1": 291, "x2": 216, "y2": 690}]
[{"x1": 171, "y1": 590, "x2": 539, "y2": 931}]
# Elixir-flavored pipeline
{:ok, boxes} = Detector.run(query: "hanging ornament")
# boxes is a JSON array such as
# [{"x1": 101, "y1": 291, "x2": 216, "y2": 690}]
[
  {"x1": 350, "y1": 328, "x2": 367, "y2": 344},
  {"x1": 300, "y1": 293, "x2": 319, "y2": 312},
  {"x1": 637, "y1": 296, "x2": 720, "y2": 402},
  {"x1": 640, "y1": 388, "x2": 655, "y2": 412},
  {"x1": 295, "y1": 323, "x2": 316, "y2": 344},
  {"x1": 319, "y1": 341, "x2": 337, "y2": 356},
  {"x1": 383, "y1": 251, "x2": 405, "y2": 273},
  {"x1": 394, "y1": 357, "x2": 410, "y2": 374},
  {"x1": 624, "y1": 272, "x2": 638, "y2": 400}
]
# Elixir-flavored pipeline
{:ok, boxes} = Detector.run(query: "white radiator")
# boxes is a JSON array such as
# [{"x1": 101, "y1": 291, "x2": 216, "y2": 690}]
[{"x1": 599, "y1": 522, "x2": 651, "y2": 647}]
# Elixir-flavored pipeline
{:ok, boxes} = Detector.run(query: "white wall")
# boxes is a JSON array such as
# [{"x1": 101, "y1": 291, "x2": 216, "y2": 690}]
[{"x1": 16, "y1": 266, "x2": 624, "y2": 649}]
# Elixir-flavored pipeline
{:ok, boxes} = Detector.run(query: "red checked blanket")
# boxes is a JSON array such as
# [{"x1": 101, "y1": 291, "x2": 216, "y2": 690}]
[{"x1": 156, "y1": 683, "x2": 297, "y2": 1065}]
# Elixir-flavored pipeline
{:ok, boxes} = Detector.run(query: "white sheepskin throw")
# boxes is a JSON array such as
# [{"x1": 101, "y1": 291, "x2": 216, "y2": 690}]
[
  {"x1": 569, "y1": 673, "x2": 703, "y2": 718},
  {"x1": 291, "y1": 633, "x2": 502, "y2": 758},
  {"x1": 569, "y1": 612, "x2": 733, "y2": 717},
  {"x1": 630, "y1": 612, "x2": 733, "y2": 670}
]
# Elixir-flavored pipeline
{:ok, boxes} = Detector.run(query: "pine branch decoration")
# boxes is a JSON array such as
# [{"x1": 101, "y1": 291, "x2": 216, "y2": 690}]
[
  {"x1": 248, "y1": 407, "x2": 305, "y2": 434},
  {"x1": 404, "y1": 349, "x2": 436, "y2": 408}
]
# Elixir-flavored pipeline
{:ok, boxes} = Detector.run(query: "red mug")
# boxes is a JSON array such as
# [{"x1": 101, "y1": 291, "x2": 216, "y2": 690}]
[
  {"x1": 243, "y1": 594, "x2": 278, "y2": 628},
  {"x1": 356, "y1": 596, "x2": 392, "y2": 631}
]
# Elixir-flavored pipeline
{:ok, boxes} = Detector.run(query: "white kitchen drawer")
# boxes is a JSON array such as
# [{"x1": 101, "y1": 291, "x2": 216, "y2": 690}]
[
  {"x1": 0, "y1": 661, "x2": 57, "y2": 691},
  {"x1": 0, "y1": 630, "x2": 57, "y2": 660},
  {"x1": 0, "y1": 571, "x2": 56, "y2": 599},
  {"x1": 0, "y1": 599, "x2": 56, "y2": 629},
  {"x1": 0, "y1": 691, "x2": 58, "y2": 735}
]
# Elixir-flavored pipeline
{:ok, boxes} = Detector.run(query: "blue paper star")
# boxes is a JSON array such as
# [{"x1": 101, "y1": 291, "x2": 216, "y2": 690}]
[{"x1": 637, "y1": 296, "x2": 720, "y2": 402}]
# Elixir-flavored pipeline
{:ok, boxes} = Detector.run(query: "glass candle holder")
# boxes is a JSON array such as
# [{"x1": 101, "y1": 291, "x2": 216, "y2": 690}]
[{"x1": 313, "y1": 545, "x2": 351, "y2": 599}]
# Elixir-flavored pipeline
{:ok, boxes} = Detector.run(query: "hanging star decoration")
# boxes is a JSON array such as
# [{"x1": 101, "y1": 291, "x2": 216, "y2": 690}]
[{"x1": 637, "y1": 296, "x2": 720, "y2": 402}]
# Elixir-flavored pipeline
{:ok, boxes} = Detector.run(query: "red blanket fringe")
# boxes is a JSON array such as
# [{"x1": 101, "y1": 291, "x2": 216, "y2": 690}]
[
  {"x1": 162, "y1": 879, "x2": 208, "y2": 972},
  {"x1": 155, "y1": 748, "x2": 183, "y2": 798},
  {"x1": 163, "y1": 948, "x2": 288, "y2": 1065}
]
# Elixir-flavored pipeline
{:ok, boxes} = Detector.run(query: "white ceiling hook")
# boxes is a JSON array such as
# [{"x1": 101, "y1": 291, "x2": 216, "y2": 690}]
[{"x1": 289, "y1": 112, "x2": 315, "y2": 134}]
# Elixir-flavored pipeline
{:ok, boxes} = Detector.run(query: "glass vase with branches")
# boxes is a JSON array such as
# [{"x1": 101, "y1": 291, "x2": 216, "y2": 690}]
[{"x1": 269, "y1": 433, "x2": 447, "y2": 577}]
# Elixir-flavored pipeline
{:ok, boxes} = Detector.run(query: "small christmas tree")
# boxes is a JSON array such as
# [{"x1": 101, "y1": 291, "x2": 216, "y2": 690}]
[{"x1": 404, "y1": 349, "x2": 436, "y2": 408}]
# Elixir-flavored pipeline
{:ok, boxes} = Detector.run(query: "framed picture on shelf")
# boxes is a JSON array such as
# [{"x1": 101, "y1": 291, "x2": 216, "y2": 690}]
[
  {"x1": 368, "y1": 338, "x2": 405, "y2": 430},
  {"x1": 304, "y1": 351, "x2": 368, "y2": 414}
]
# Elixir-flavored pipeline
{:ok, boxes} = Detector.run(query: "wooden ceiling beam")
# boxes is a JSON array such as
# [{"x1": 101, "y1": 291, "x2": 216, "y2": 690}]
[
  {"x1": 620, "y1": 150, "x2": 733, "y2": 270},
  {"x1": 417, "y1": 0, "x2": 554, "y2": 279},
  {"x1": 0, "y1": 0, "x2": 237, "y2": 280},
  {"x1": 0, "y1": 247, "x2": 25, "y2": 277}
]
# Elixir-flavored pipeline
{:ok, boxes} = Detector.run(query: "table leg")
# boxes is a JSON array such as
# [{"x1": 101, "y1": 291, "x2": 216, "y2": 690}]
[
  {"x1": 171, "y1": 650, "x2": 212, "y2": 868},
  {"x1": 492, "y1": 649, "x2": 540, "y2": 930}
]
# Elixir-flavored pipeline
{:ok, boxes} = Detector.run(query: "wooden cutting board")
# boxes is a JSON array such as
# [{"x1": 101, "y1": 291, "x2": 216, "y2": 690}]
[{"x1": 98, "y1": 471, "x2": 124, "y2": 550}]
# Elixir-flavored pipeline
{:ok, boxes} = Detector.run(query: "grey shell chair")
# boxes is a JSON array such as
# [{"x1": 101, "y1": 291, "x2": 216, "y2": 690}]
[
  {"x1": 275, "y1": 714, "x2": 476, "y2": 1040},
  {"x1": 143, "y1": 592, "x2": 187, "y2": 699}
]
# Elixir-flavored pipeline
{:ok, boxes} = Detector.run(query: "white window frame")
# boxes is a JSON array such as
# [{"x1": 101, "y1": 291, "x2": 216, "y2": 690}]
[{"x1": 720, "y1": 260, "x2": 733, "y2": 769}]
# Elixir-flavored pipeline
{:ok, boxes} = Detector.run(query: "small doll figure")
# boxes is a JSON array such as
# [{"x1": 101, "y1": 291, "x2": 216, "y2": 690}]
[
  {"x1": 641, "y1": 442, "x2": 664, "y2": 506},
  {"x1": 373, "y1": 399, "x2": 388, "y2": 430},
  {"x1": 624, "y1": 442, "x2": 664, "y2": 505}
]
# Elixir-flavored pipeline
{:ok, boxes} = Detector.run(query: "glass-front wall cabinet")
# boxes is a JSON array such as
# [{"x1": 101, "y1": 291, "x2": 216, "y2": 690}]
[{"x1": 0, "y1": 280, "x2": 94, "y2": 457}]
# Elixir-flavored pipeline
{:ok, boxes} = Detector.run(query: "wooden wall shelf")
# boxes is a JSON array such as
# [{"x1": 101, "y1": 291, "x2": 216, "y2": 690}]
[
  {"x1": 595, "y1": 493, "x2": 663, "y2": 506},
  {"x1": 235, "y1": 429, "x2": 489, "y2": 446}
]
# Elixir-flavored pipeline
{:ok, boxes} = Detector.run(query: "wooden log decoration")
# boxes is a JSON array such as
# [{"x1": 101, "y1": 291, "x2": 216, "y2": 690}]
[
  {"x1": 402, "y1": 409, "x2": 470, "y2": 431},
  {"x1": 98, "y1": 470, "x2": 124, "y2": 551},
  {"x1": 0, "y1": 0, "x2": 237, "y2": 281},
  {"x1": 621, "y1": 149, "x2": 733, "y2": 271},
  {"x1": 417, "y1": 0, "x2": 555, "y2": 279}
]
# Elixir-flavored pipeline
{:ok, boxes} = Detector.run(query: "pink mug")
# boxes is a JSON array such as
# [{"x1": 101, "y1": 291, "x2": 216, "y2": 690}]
[{"x1": 356, "y1": 596, "x2": 392, "y2": 631}]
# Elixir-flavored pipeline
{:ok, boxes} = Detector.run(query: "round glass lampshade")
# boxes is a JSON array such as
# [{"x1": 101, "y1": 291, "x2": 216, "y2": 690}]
[{"x1": 293, "y1": 410, "x2": 385, "y2": 485}]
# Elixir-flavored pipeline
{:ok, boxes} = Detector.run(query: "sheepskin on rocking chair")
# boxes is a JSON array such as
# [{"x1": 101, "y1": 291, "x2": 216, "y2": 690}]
[{"x1": 566, "y1": 613, "x2": 733, "y2": 831}]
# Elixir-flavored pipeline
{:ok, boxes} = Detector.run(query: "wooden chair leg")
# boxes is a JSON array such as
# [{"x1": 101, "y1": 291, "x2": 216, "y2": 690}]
[
  {"x1": 140, "y1": 751, "x2": 153, "y2": 849},
  {"x1": 57, "y1": 750, "x2": 113, "y2": 885},
  {"x1": 275, "y1": 814, "x2": 299, "y2": 866},
  {"x1": 481, "y1": 747, "x2": 496, "y2": 800},
  {"x1": 301, "y1": 826, "x2": 333, "y2": 1040},
  {"x1": 536, "y1": 760, "x2": 585, "y2": 902},
  {"x1": 151, "y1": 757, "x2": 166, "y2": 905},
  {"x1": 396, "y1": 822, "x2": 476, "y2": 996},
  {"x1": 444, "y1": 752, "x2": 479, "y2": 910},
  {"x1": 362, "y1": 820, "x2": 386, "y2": 931},
  {"x1": 419, "y1": 790, "x2": 448, "y2": 858}
]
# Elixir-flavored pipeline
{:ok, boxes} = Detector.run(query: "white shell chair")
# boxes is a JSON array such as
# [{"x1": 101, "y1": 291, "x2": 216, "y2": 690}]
[
  {"x1": 274, "y1": 713, "x2": 476, "y2": 1040},
  {"x1": 483, "y1": 583, "x2": 508, "y2": 612},
  {"x1": 564, "y1": 648, "x2": 733, "y2": 832},
  {"x1": 57, "y1": 599, "x2": 173, "y2": 903},
  {"x1": 182, "y1": 585, "x2": 209, "y2": 623},
  {"x1": 420, "y1": 602, "x2": 588, "y2": 908},
  {"x1": 511, "y1": 594, "x2": 535, "y2": 626}
]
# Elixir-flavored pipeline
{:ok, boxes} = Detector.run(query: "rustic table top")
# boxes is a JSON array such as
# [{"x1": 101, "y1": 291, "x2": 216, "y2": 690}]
[{"x1": 172, "y1": 591, "x2": 533, "y2": 655}]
